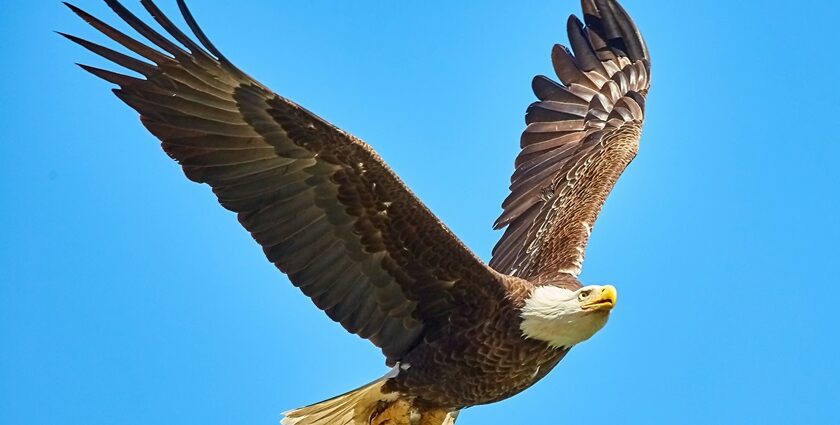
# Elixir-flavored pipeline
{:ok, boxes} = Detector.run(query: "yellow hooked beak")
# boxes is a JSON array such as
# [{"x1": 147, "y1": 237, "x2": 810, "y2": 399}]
[{"x1": 581, "y1": 285, "x2": 618, "y2": 311}]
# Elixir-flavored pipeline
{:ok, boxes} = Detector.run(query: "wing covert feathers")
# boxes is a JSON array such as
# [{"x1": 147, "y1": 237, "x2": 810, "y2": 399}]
[
  {"x1": 64, "y1": 0, "x2": 500, "y2": 365},
  {"x1": 490, "y1": 0, "x2": 650, "y2": 279}
]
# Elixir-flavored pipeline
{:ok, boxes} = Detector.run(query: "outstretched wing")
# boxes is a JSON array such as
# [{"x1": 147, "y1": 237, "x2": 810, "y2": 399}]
[
  {"x1": 63, "y1": 0, "x2": 501, "y2": 364},
  {"x1": 490, "y1": 0, "x2": 650, "y2": 280}
]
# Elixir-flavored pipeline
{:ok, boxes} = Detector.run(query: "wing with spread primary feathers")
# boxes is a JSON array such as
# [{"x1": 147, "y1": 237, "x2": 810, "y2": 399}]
[
  {"x1": 490, "y1": 0, "x2": 651, "y2": 280},
  {"x1": 63, "y1": 0, "x2": 502, "y2": 365}
]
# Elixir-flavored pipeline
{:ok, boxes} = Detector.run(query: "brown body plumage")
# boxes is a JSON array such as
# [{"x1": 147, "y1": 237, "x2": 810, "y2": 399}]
[
  {"x1": 385, "y1": 274, "x2": 575, "y2": 409},
  {"x1": 63, "y1": 0, "x2": 650, "y2": 423}
]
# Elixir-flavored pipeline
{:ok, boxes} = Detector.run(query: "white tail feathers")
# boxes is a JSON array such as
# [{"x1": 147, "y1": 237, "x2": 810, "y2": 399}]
[
  {"x1": 280, "y1": 378, "x2": 461, "y2": 425},
  {"x1": 281, "y1": 378, "x2": 395, "y2": 425},
  {"x1": 438, "y1": 411, "x2": 460, "y2": 425}
]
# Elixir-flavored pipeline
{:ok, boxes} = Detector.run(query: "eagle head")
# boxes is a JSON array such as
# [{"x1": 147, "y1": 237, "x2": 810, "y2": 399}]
[{"x1": 519, "y1": 284, "x2": 617, "y2": 349}]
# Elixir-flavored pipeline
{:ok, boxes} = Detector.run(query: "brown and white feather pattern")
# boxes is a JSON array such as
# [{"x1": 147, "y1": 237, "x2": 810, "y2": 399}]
[
  {"x1": 65, "y1": 0, "x2": 652, "y2": 421},
  {"x1": 490, "y1": 0, "x2": 650, "y2": 280},
  {"x1": 62, "y1": 0, "x2": 504, "y2": 366}
]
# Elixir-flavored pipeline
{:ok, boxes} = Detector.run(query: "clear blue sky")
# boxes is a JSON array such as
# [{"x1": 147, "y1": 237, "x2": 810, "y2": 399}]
[{"x1": 2, "y1": 1, "x2": 839, "y2": 423}]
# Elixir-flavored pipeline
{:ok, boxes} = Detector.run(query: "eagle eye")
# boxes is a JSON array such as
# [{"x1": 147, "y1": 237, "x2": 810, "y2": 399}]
[{"x1": 578, "y1": 290, "x2": 591, "y2": 301}]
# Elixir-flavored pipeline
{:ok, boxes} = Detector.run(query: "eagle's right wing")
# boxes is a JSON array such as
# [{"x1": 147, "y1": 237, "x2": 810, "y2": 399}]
[{"x1": 63, "y1": 0, "x2": 502, "y2": 365}]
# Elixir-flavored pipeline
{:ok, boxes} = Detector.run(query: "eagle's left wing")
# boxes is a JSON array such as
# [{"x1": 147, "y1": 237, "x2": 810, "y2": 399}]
[{"x1": 490, "y1": 0, "x2": 650, "y2": 280}]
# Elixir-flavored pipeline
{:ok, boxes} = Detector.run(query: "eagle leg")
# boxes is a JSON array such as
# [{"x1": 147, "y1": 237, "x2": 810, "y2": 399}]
[{"x1": 370, "y1": 399, "x2": 412, "y2": 425}]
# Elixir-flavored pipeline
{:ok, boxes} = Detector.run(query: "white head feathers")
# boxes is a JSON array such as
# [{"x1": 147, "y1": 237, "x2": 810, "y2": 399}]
[{"x1": 519, "y1": 285, "x2": 613, "y2": 349}]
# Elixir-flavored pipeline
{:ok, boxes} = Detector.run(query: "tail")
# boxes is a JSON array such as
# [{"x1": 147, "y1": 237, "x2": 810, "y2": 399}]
[
  {"x1": 281, "y1": 377, "x2": 393, "y2": 425},
  {"x1": 281, "y1": 377, "x2": 461, "y2": 425}
]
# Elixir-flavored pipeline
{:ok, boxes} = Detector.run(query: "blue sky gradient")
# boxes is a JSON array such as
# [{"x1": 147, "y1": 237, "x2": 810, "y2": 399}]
[{"x1": 2, "y1": 1, "x2": 839, "y2": 423}]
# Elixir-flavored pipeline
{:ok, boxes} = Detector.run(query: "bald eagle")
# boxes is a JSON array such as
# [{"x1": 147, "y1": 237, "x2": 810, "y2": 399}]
[{"x1": 63, "y1": 0, "x2": 650, "y2": 423}]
